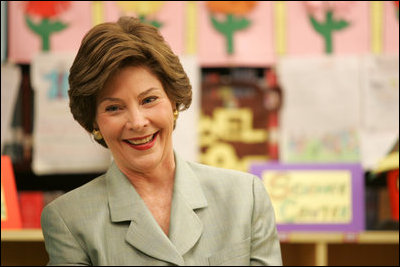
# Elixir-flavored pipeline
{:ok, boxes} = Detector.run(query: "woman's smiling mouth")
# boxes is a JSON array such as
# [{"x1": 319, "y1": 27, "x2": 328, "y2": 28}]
[{"x1": 124, "y1": 132, "x2": 159, "y2": 150}]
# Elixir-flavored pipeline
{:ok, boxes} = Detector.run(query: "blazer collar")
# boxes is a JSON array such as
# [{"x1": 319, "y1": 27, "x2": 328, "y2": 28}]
[{"x1": 105, "y1": 152, "x2": 208, "y2": 265}]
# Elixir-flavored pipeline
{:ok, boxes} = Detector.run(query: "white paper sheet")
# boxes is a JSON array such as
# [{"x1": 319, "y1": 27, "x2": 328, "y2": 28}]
[
  {"x1": 277, "y1": 54, "x2": 399, "y2": 170},
  {"x1": 359, "y1": 54, "x2": 399, "y2": 170},
  {"x1": 277, "y1": 55, "x2": 361, "y2": 163},
  {"x1": 31, "y1": 52, "x2": 111, "y2": 175},
  {"x1": 1, "y1": 63, "x2": 21, "y2": 153},
  {"x1": 172, "y1": 55, "x2": 200, "y2": 162}
]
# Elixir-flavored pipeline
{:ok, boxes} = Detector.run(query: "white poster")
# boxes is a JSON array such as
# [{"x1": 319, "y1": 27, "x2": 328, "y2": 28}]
[
  {"x1": 1, "y1": 63, "x2": 21, "y2": 153},
  {"x1": 359, "y1": 54, "x2": 399, "y2": 170},
  {"x1": 31, "y1": 52, "x2": 111, "y2": 175},
  {"x1": 277, "y1": 55, "x2": 361, "y2": 164},
  {"x1": 172, "y1": 55, "x2": 200, "y2": 163}
]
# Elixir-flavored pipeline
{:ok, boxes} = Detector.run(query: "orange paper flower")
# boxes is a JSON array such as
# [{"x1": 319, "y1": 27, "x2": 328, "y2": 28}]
[
  {"x1": 206, "y1": 1, "x2": 257, "y2": 16},
  {"x1": 25, "y1": 1, "x2": 70, "y2": 18}
]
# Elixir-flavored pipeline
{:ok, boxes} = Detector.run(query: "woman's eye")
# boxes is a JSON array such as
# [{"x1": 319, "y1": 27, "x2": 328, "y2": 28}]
[
  {"x1": 105, "y1": 105, "x2": 120, "y2": 112},
  {"x1": 142, "y1": 96, "x2": 157, "y2": 104}
]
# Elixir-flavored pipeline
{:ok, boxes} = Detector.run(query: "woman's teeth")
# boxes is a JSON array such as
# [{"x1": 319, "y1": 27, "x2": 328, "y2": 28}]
[{"x1": 126, "y1": 134, "x2": 154, "y2": 145}]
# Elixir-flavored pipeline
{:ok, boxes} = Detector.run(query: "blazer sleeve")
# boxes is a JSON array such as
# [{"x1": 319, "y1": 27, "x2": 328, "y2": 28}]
[
  {"x1": 250, "y1": 176, "x2": 283, "y2": 266},
  {"x1": 41, "y1": 203, "x2": 91, "y2": 266}
]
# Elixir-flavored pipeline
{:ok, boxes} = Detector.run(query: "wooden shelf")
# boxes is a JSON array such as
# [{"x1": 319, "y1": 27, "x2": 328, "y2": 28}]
[
  {"x1": 278, "y1": 231, "x2": 399, "y2": 244},
  {"x1": 1, "y1": 229, "x2": 44, "y2": 241},
  {"x1": 1, "y1": 230, "x2": 399, "y2": 266}
]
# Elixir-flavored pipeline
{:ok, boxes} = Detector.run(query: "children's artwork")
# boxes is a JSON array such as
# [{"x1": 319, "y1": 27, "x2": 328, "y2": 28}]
[
  {"x1": 8, "y1": 1, "x2": 185, "y2": 63},
  {"x1": 277, "y1": 55, "x2": 361, "y2": 163},
  {"x1": 114, "y1": 1, "x2": 164, "y2": 28},
  {"x1": 206, "y1": 1, "x2": 257, "y2": 54},
  {"x1": 1, "y1": 63, "x2": 21, "y2": 153},
  {"x1": 102, "y1": 1, "x2": 185, "y2": 55},
  {"x1": 303, "y1": 1, "x2": 351, "y2": 54},
  {"x1": 250, "y1": 162, "x2": 365, "y2": 231},
  {"x1": 286, "y1": 2, "x2": 369, "y2": 55},
  {"x1": 198, "y1": 1, "x2": 274, "y2": 66},
  {"x1": 199, "y1": 68, "x2": 269, "y2": 172},
  {"x1": 172, "y1": 55, "x2": 200, "y2": 162},
  {"x1": 1, "y1": 155, "x2": 22, "y2": 229},
  {"x1": 8, "y1": 1, "x2": 93, "y2": 63},
  {"x1": 31, "y1": 52, "x2": 111, "y2": 175},
  {"x1": 359, "y1": 54, "x2": 399, "y2": 170}
]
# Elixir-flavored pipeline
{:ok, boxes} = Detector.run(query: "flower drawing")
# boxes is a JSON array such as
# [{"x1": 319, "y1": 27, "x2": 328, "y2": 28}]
[
  {"x1": 303, "y1": 1, "x2": 352, "y2": 54},
  {"x1": 394, "y1": 1, "x2": 399, "y2": 19},
  {"x1": 24, "y1": 1, "x2": 71, "y2": 51},
  {"x1": 206, "y1": 1, "x2": 257, "y2": 54},
  {"x1": 117, "y1": 1, "x2": 164, "y2": 28}
]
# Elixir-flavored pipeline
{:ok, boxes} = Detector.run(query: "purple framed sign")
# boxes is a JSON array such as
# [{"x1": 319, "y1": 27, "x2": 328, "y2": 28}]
[{"x1": 250, "y1": 162, "x2": 365, "y2": 232}]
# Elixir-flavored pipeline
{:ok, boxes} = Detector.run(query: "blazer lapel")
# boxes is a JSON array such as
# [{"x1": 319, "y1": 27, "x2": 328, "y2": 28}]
[
  {"x1": 169, "y1": 153, "x2": 208, "y2": 256},
  {"x1": 106, "y1": 162, "x2": 184, "y2": 265}
]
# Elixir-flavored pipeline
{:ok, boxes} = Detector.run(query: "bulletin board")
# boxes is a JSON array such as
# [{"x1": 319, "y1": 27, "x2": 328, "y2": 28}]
[{"x1": 250, "y1": 162, "x2": 365, "y2": 232}]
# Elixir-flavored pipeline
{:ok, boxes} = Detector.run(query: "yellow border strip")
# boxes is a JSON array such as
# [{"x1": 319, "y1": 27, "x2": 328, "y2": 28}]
[
  {"x1": 371, "y1": 1, "x2": 383, "y2": 54},
  {"x1": 274, "y1": 1, "x2": 286, "y2": 56},
  {"x1": 185, "y1": 1, "x2": 197, "y2": 55},
  {"x1": 92, "y1": 1, "x2": 104, "y2": 26}
]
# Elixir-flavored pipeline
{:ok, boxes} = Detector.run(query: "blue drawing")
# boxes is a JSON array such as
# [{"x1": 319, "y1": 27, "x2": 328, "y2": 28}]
[{"x1": 45, "y1": 70, "x2": 69, "y2": 99}]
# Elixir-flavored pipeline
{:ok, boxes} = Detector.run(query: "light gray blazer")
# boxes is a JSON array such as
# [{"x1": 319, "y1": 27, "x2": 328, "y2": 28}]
[{"x1": 41, "y1": 153, "x2": 282, "y2": 266}]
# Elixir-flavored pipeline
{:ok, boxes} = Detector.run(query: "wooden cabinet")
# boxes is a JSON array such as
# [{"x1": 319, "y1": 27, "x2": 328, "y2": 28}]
[
  {"x1": 279, "y1": 231, "x2": 399, "y2": 266},
  {"x1": 1, "y1": 230, "x2": 399, "y2": 266}
]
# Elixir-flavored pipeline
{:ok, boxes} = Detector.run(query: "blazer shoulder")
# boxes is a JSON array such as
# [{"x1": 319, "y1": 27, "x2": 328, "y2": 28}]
[
  {"x1": 185, "y1": 161, "x2": 259, "y2": 198},
  {"x1": 44, "y1": 174, "x2": 107, "y2": 211},
  {"x1": 187, "y1": 161, "x2": 257, "y2": 183}
]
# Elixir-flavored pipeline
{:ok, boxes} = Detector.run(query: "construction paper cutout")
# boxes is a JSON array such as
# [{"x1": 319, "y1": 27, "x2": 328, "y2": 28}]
[
  {"x1": 287, "y1": 2, "x2": 369, "y2": 56},
  {"x1": 116, "y1": 1, "x2": 164, "y2": 28},
  {"x1": 206, "y1": 1, "x2": 257, "y2": 54},
  {"x1": 199, "y1": 1, "x2": 274, "y2": 66},
  {"x1": 303, "y1": 2, "x2": 351, "y2": 54},
  {"x1": 1, "y1": 156, "x2": 22, "y2": 229},
  {"x1": 24, "y1": 1, "x2": 71, "y2": 51}
]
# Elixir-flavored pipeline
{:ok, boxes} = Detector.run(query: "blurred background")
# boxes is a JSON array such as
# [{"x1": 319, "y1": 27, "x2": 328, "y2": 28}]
[{"x1": 1, "y1": 1, "x2": 399, "y2": 266}]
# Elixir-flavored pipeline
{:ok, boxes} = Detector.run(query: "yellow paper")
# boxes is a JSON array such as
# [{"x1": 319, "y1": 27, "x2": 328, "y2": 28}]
[
  {"x1": 371, "y1": 1, "x2": 383, "y2": 54},
  {"x1": 263, "y1": 170, "x2": 352, "y2": 224}
]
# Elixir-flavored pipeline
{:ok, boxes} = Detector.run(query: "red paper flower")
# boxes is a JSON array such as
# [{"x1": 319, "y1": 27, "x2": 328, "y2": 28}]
[{"x1": 25, "y1": 1, "x2": 71, "y2": 19}]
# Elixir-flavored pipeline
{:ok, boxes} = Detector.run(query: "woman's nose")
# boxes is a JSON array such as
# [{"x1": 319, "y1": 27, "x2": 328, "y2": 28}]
[{"x1": 125, "y1": 108, "x2": 149, "y2": 131}]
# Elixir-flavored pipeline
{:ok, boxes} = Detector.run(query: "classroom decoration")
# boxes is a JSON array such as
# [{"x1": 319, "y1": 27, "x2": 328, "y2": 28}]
[
  {"x1": 116, "y1": 1, "x2": 164, "y2": 28},
  {"x1": 250, "y1": 162, "x2": 365, "y2": 231},
  {"x1": 172, "y1": 55, "x2": 200, "y2": 163},
  {"x1": 8, "y1": 1, "x2": 93, "y2": 63},
  {"x1": 277, "y1": 56, "x2": 361, "y2": 164},
  {"x1": 199, "y1": 1, "x2": 274, "y2": 66},
  {"x1": 373, "y1": 139, "x2": 399, "y2": 221},
  {"x1": 1, "y1": 156, "x2": 22, "y2": 229},
  {"x1": 303, "y1": 1, "x2": 351, "y2": 54},
  {"x1": 31, "y1": 52, "x2": 111, "y2": 175},
  {"x1": 206, "y1": 1, "x2": 257, "y2": 54},
  {"x1": 199, "y1": 68, "x2": 269, "y2": 172},
  {"x1": 24, "y1": 1, "x2": 71, "y2": 51}
]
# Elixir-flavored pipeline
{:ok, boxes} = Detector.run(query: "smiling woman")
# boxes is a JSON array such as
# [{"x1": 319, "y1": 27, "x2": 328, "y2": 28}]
[{"x1": 40, "y1": 16, "x2": 282, "y2": 266}]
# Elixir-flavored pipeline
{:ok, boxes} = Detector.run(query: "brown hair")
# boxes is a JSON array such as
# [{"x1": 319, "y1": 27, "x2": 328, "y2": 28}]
[{"x1": 68, "y1": 16, "x2": 192, "y2": 147}]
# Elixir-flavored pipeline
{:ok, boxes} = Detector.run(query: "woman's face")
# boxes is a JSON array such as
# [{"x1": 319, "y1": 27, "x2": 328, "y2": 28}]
[{"x1": 95, "y1": 66, "x2": 175, "y2": 175}]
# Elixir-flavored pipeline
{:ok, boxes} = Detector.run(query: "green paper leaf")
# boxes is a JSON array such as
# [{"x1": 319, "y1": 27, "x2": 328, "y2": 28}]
[
  {"x1": 332, "y1": 20, "x2": 350, "y2": 30},
  {"x1": 232, "y1": 16, "x2": 250, "y2": 31},
  {"x1": 210, "y1": 15, "x2": 227, "y2": 34},
  {"x1": 25, "y1": 15, "x2": 41, "y2": 34},
  {"x1": 309, "y1": 15, "x2": 326, "y2": 35},
  {"x1": 49, "y1": 21, "x2": 68, "y2": 32}
]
